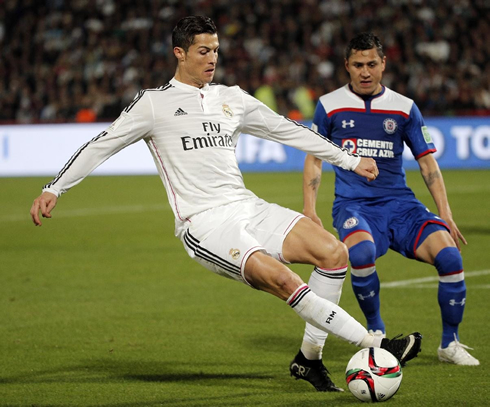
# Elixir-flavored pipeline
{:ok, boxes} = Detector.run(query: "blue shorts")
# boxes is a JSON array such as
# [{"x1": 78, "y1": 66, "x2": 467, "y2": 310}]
[{"x1": 332, "y1": 196, "x2": 449, "y2": 260}]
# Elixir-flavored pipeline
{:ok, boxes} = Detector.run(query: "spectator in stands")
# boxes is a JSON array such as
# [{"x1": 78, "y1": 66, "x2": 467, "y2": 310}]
[{"x1": 1, "y1": 0, "x2": 489, "y2": 123}]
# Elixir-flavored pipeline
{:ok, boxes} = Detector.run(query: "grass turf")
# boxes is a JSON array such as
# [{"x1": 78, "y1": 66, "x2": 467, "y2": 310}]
[{"x1": 0, "y1": 170, "x2": 488, "y2": 406}]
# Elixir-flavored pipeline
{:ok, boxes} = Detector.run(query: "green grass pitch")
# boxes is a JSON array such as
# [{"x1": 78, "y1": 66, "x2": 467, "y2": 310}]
[{"x1": 1, "y1": 170, "x2": 488, "y2": 406}]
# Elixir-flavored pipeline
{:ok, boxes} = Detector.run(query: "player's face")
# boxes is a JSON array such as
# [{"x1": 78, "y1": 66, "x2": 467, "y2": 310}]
[
  {"x1": 174, "y1": 33, "x2": 219, "y2": 88},
  {"x1": 345, "y1": 48, "x2": 386, "y2": 96}
]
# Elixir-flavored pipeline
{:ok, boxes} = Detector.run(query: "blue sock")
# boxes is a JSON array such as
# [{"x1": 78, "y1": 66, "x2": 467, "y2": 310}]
[
  {"x1": 434, "y1": 247, "x2": 466, "y2": 348},
  {"x1": 349, "y1": 241, "x2": 385, "y2": 333}
]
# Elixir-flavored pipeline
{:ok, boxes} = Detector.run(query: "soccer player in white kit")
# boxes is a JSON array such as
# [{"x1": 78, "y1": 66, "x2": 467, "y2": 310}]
[{"x1": 30, "y1": 16, "x2": 422, "y2": 392}]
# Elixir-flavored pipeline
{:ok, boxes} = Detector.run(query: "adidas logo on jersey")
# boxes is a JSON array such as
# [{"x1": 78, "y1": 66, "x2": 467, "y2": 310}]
[{"x1": 174, "y1": 108, "x2": 188, "y2": 116}]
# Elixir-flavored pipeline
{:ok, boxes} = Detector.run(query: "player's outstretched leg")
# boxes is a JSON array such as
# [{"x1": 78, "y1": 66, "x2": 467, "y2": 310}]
[
  {"x1": 381, "y1": 332, "x2": 423, "y2": 366},
  {"x1": 292, "y1": 266, "x2": 347, "y2": 391},
  {"x1": 287, "y1": 284, "x2": 423, "y2": 364}
]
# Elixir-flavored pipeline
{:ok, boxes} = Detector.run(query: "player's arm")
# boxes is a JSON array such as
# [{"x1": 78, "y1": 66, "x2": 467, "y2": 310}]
[
  {"x1": 303, "y1": 154, "x2": 324, "y2": 227},
  {"x1": 30, "y1": 92, "x2": 154, "y2": 226},
  {"x1": 417, "y1": 153, "x2": 467, "y2": 249},
  {"x1": 240, "y1": 90, "x2": 378, "y2": 180}
]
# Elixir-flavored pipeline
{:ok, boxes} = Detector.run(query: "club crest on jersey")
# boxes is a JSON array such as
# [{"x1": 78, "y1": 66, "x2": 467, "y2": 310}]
[
  {"x1": 342, "y1": 139, "x2": 357, "y2": 153},
  {"x1": 383, "y1": 118, "x2": 398, "y2": 134},
  {"x1": 343, "y1": 217, "x2": 359, "y2": 229},
  {"x1": 222, "y1": 104, "x2": 233, "y2": 118},
  {"x1": 229, "y1": 248, "x2": 240, "y2": 260}
]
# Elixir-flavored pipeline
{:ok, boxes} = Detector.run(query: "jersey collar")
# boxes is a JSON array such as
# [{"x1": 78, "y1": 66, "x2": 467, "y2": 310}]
[
  {"x1": 348, "y1": 83, "x2": 385, "y2": 101},
  {"x1": 170, "y1": 77, "x2": 210, "y2": 93}
]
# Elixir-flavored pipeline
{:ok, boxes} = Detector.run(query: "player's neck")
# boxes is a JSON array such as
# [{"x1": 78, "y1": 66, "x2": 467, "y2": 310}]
[
  {"x1": 349, "y1": 83, "x2": 384, "y2": 99},
  {"x1": 174, "y1": 69, "x2": 207, "y2": 89}
]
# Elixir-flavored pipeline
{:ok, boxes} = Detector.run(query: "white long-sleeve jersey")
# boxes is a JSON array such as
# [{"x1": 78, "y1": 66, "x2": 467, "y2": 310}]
[{"x1": 44, "y1": 78, "x2": 360, "y2": 227}]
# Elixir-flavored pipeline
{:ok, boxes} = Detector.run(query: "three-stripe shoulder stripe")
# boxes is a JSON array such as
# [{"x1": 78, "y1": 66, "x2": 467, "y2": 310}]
[
  {"x1": 44, "y1": 130, "x2": 108, "y2": 189},
  {"x1": 123, "y1": 83, "x2": 173, "y2": 114},
  {"x1": 288, "y1": 285, "x2": 311, "y2": 308},
  {"x1": 45, "y1": 83, "x2": 175, "y2": 190},
  {"x1": 184, "y1": 230, "x2": 241, "y2": 277}
]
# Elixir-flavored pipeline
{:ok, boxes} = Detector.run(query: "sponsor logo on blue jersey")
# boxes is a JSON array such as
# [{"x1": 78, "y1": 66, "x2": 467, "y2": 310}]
[
  {"x1": 342, "y1": 119, "x2": 355, "y2": 128},
  {"x1": 341, "y1": 139, "x2": 395, "y2": 158}
]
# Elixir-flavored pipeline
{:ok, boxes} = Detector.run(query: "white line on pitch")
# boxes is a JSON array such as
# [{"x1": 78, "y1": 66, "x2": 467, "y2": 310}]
[
  {"x1": 381, "y1": 269, "x2": 490, "y2": 288},
  {"x1": 1, "y1": 204, "x2": 170, "y2": 223},
  {"x1": 385, "y1": 284, "x2": 490, "y2": 289}
]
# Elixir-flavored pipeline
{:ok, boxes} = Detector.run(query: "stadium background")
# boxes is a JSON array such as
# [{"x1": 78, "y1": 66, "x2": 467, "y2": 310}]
[
  {"x1": 1, "y1": 0, "x2": 489, "y2": 124},
  {"x1": 0, "y1": 0, "x2": 489, "y2": 176}
]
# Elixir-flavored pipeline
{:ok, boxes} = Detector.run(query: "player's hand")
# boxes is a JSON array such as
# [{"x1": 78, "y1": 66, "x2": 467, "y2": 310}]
[
  {"x1": 304, "y1": 210, "x2": 323, "y2": 228},
  {"x1": 354, "y1": 157, "x2": 379, "y2": 182},
  {"x1": 30, "y1": 192, "x2": 58, "y2": 226},
  {"x1": 443, "y1": 217, "x2": 467, "y2": 251}
]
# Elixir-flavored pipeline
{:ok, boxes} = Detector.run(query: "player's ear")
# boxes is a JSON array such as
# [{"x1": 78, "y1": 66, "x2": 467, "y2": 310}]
[
  {"x1": 381, "y1": 56, "x2": 386, "y2": 72},
  {"x1": 174, "y1": 47, "x2": 186, "y2": 62},
  {"x1": 344, "y1": 58, "x2": 350, "y2": 73}
]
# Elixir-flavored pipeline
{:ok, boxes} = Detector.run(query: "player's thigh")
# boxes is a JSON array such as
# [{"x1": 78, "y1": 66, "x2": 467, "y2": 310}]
[
  {"x1": 333, "y1": 202, "x2": 390, "y2": 257},
  {"x1": 247, "y1": 199, "x2": 305, "y2": 263},
  {"x1": 181, "y1": 199, "x2": 304, "y2": 286},
  {"x1": 283, "y1": 217, "x2": 348, "y2": 267},
  {"x1": 391, "y1": 201, "x2": 450, "y2": 261},
  {"x1": 181, "y1": 202, "x2": 262, "y2": 285},
  {"x1": 415, "y1": 230, "x2": 456, "y2": 264}
]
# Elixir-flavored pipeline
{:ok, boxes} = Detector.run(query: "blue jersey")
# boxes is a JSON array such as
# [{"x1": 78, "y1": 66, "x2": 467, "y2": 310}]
[{"x1": 312, "y1": 84, "x2": 436, "y2": 201}]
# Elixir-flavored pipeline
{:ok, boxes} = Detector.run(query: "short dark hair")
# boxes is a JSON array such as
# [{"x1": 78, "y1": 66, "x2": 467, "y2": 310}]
[
  {"x1": 345, "y1": 32, "x2": 384, "y2": 59},
  {"x1": 172, "y1": 16, "x2": 217, "y2": 51}
]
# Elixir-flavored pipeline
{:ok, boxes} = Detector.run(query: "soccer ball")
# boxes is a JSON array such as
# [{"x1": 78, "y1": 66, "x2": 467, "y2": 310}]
[{"x1": 345, "y1": 347, "x2": 402, "y2": 402}]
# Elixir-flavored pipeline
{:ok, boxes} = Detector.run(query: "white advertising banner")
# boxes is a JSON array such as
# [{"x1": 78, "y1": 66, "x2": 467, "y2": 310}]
[
  {"x1": 0, "y1": 123, "x2": 156, "y2": 176},
  {"x1": 1, "y1": 117, "x2": 489, "y2": 177}
]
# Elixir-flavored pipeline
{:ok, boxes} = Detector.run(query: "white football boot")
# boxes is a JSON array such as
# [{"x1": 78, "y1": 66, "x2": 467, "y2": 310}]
[{"x1": 437, "y1": 334, "x2": 480, "y2": 366}]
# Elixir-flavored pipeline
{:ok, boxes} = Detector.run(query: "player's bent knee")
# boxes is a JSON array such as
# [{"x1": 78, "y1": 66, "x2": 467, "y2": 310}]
[
  {"x1": 332, "y1": 240, "x2": 349, "y2": 266},
  {"x1": 312, "y1": 237, "x2": 348, "y2": 269},
  {"x1": 349, "y1": 240, "x2": 376, "y2": 269},
  {"x1": 434, "y1": 247, "x2": 463, "y2": 280}
]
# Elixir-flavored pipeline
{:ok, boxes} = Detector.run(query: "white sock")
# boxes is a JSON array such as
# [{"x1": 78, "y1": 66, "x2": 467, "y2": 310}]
[
  {"x1": 301, "y1": 267, "x2": 347, "y2": 360},
  {"x1": 288, "y1": 284, "x2": 367, "y2": 346},
  {"x1": 359, "y1": 333, "x2": 383, "y2": 348}
]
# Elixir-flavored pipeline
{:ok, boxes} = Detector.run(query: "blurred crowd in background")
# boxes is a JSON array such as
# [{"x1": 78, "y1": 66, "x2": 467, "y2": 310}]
[{"x1": 1, "y1": 0, "x2": 489, "y2": 124}]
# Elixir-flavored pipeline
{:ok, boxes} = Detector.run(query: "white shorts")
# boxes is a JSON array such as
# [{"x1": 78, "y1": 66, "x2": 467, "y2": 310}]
[{"x1": 179, "y1": 198, "x2": 304, "y2": 285}]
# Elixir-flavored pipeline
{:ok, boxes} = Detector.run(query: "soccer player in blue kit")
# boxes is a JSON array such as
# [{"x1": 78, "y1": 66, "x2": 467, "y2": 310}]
[{"x1": 297, "y1": 32, "x2": 479, "y2": 384}]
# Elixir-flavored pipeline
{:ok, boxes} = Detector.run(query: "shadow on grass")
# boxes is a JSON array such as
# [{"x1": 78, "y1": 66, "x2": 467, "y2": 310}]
[
  {"x1": 0, "y1": 358, "x2": 274, "y2": 385},
  {"x1": 0, "y1": 359, "x2": 347, "y2": 407},
  {"x1": 244, "y1": 333, "x2": 355, "y2": 363}
]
